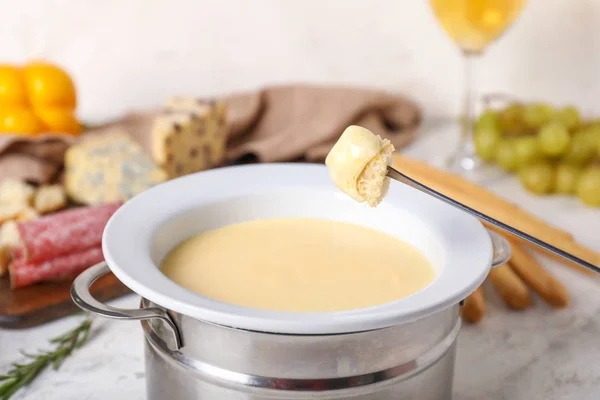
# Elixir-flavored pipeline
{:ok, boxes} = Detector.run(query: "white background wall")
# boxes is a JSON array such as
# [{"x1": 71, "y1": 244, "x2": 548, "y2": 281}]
[{"x1": 1, "y1": 0, "x2": 598, "y2": 123}]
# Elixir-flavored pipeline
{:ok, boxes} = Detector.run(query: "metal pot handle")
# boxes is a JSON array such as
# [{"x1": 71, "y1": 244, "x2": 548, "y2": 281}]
[
  {"x1": 71, "y1": 262, "x2": 182, "y2": 350},
  {"x1": 459, "y1": 229, "x2": 510, "y2": 306},
  {"x1": 488, "y1": 229, "x2": 511, "y2": 269}
]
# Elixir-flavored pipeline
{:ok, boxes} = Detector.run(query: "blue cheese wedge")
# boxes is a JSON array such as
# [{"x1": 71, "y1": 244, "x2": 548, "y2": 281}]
[
  {"x1": 64, "y1": 132, "x2": 167, "y2": 205},
  {"x1": 152, "y1": 96, "x2": 227, "y2": 179}
]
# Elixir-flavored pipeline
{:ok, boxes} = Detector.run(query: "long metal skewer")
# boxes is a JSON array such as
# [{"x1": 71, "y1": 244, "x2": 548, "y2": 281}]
[{"x1": 387, "y1": 166, "x2": 600, "y2": 275}]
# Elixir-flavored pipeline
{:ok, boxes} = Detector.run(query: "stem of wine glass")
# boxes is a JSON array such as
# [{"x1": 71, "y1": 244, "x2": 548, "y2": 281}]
[
  {"x1": 446, "y1": 50, "x2": 479, "y2": 172},
  {"x1": 462, "y1": 51, "x2": 475, "y2": 149}
]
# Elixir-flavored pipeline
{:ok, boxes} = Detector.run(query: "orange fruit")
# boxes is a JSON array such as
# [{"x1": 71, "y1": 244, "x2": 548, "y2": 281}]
[
  {"x1": 34, "y1": 107, "x2": 81, "y2": 135},
  {"x1": 0, "y1": 107, "x2": 44, "y2": 135},
  {"x1": 0, "y1": 65, "x2": 28, "y2": 106},
  {"x1": 23, "y1": 61, "x2": 77, "y2": 109}
]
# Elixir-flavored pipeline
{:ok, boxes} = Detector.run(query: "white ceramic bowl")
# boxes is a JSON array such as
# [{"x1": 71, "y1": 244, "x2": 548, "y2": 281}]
[{"x1": 102, "y1": 163, "x2": 492, "y2": 334}]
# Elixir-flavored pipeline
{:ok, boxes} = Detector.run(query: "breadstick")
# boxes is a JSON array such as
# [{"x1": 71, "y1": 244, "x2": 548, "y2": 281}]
[
  {"x1": 484, "y1": 222, "x2": 597, "y2": 276},
  {"x1": 508, "y1": 240, "x2": 569, "y2": 307},
  {"x1": 462, "y1": 287, "x2": 485, "y2": 323},
  {"x1": 526, "y1": 243, "x2": 597, "y2": 276},
  {"x1": 488, "y1": 264, "x2": 531, "y2": 310},
  {"x1": 391, "y1": 155, "x2": 600, "y2": 274},
  {"x1": 395, "y1": 155, "x2": 522, "y2": 212},
  {"x1": 392, "y1": 155, "x2": 573, "y2": 244}
]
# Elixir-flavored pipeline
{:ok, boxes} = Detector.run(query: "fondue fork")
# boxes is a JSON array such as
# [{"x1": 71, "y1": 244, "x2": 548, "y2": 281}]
[{"x1": 387, "y1": 166, "x2": 600, "y2": 274}]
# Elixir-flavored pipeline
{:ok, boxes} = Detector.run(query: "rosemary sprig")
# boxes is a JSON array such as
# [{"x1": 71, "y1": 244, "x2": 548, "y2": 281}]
[{"x1": 0, "y1": 315, "x2": 94, "y2": 400}]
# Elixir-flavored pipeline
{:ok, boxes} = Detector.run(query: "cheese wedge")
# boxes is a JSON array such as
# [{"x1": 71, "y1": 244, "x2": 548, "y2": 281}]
[
  {"x1": 34, "y1": 184, "x2": 67, "y2": 214},
  {"x1": 65, "y1": 133, "x2": 167, "y2": 205},
  {"x1": 0, "y1": 179, "x2": 35, "y2": 207},
  {"x1": 152, "y1": 96, "x2": 228, "y2": 179}
]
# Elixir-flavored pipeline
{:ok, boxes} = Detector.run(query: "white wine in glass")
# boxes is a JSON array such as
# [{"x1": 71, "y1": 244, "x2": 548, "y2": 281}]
[{"x1": 429, "y1": 0, "x2": 527, "y2": 179}]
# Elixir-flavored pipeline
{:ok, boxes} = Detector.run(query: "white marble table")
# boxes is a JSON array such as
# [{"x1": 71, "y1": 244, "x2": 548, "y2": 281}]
[{"x1": 1, "y1": 122, "x2": 599, "y2": 400}]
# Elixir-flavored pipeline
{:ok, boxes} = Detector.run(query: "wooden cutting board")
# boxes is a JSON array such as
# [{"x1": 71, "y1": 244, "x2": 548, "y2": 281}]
[{"x1": 0, "y1": 272, "x2": 131, "y2": 329}]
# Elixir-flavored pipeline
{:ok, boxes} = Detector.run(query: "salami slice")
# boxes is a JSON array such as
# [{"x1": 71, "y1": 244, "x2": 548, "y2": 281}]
[
  {"x1": 14, "y1": 202, "x2": 121, "y2": 263},
  {"x1": 10, "y1": 246, "x2": 104, "y2": 289}
]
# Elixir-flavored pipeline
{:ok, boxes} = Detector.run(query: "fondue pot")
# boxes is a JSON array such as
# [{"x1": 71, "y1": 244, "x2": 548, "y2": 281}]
[{"x1": 72, "y1": 163, "x2": 510, "y2": 400}]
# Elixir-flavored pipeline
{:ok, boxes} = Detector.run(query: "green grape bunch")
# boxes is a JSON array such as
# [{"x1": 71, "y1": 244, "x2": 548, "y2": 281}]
[{"x1": 472, "y1": 99, "x2": 600, "y2": 207}]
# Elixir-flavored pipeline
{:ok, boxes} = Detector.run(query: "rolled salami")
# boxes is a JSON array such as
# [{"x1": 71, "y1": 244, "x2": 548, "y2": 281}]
[
  {"x1": 10, "y1": 246, "x2": 104, "y2": 289},
  {"x1": 14, "y1": 202, "x2": 121, "y2": 263}
]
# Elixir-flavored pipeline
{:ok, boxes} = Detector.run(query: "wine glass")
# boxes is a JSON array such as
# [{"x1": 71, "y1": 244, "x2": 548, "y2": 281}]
[{"x1": 429, "y1": 0, "x2": 528, "y2": 180}]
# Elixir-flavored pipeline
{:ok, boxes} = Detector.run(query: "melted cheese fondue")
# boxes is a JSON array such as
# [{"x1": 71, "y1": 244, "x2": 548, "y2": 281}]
[{"x1": 160, "y1": 218, "x2": 435, "y2": 312}]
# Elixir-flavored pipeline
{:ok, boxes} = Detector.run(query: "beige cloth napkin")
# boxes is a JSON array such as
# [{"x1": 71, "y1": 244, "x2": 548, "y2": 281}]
[
  {"x1": 0, "y1": 135, "x2": 76, "y2": 184},
  {"x1": 0, "y1": 84, "x2": 421, "y2": 184}
]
